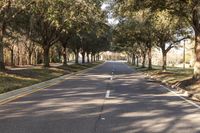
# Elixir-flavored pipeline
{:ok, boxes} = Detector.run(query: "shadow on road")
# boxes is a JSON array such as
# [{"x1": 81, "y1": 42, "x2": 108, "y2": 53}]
[{"x1": 0, "y1": 62, "x2": 200, "y2": 133}]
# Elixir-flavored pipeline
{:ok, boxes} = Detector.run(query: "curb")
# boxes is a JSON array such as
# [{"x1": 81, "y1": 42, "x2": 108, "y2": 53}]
[
  {"x1": 126, "y1": 64, "x2": 200, "y2": 102},
  {"x1": 145, "y1": 73, "x2": 200, "y2": 102},
  {"x1": 0, "y1": 62, "x2": 105, "y2": 105}
]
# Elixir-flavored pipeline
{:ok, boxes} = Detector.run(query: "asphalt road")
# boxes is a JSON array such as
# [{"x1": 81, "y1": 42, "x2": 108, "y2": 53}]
[{"x1": 1, "y1": 61, "x2": 200, "y2": 133}]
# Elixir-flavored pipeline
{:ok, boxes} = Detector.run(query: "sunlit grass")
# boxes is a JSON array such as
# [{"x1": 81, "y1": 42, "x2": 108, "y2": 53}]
[
  {"x1": 0, "y1": 62, "x2": 102, "y2": 94},
  {"x1": 131, "y1": 64, "x2": 194, "y2": 85},
  {"x1": 129, "y1": 64, "x2": 200, "y2": 93},
  {"x1": 0, "y1": 72, "x2": 38, "y2": 94},
  {"x1": 58, "y1": 62, "x2": 102, "y2": 72}
]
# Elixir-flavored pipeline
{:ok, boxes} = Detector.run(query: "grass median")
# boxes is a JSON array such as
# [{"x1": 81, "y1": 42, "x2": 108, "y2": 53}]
[{"x1": 0, "y1": 62, "x2": 102, "y2": 94}]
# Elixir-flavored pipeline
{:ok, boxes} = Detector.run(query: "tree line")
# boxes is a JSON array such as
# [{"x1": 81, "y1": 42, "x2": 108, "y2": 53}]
[
  {"x1": 111, "y1": 0, "x2": 200, "y2": 80},
  {"x1": 0, "y1": 0, "x2": 111, "y2": 69}
]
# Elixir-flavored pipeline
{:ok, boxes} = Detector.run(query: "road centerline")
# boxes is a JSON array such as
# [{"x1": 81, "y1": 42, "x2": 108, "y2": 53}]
[{"x1": 105, "y1": 90, "x2": 110, "y2": 98}]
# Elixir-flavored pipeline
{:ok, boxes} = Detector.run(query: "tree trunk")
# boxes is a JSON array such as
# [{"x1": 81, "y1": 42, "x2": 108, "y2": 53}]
[
  {"x1": 193, "y1": 30, "x2": 200, "y2": 79},
  {"x1": 90, "y1": 54, "x2": 93, "y2": 62},
  {"x1": 17, "y1": 47, "x2": 20, "y2": 65},
  {"x1": 0, "y1": 40, "x2": 5, "y2": 70},
  {"x1": 58, "y1": 52, "x2": 61, "y2": 63},
  {"x1": 127, "y1": 54, "x2": 131, "y2": 64},
  {"x1": 148, "y1": 46, "x2": 152, "y2": 70},
  {"x1": 136, "y1": 56, "x2": 139, "y2": 67},
  {"x1": 0, "y1": 1, "x2": 11, "y2": 71},
  {"x1": 142, "y1": 53, "x2": 146, "y2": 68},
  {"x1": 35, "y1": 48, "x2": 38, "y2": 65},
  {"x1": 87, "y1": 52, "x2": 90, "y2": 63},
  {"x1": 131, "y1": 53, "x2": 135, "y2": 65},
  {"x1": 0, "y1": 24, "x2": 5, "y2": 71},
  {"x1": 75, "y1": 49, "x2": 79, "y2": 64},
  {"x1": 162, "y1": 51, "x2": 167, "y2": 71},
  {"x1": 192, "y1": 5, "x2": 200, "y2": 79},
  {"x1": 10, "y1": 49, "x2": 14, "y2": 67},
  {"x1": 43, "y1": 46, "x2": 50, "y2": 67},
  {"x1": 63, "y1": 47, "x2": 67, "y2": 65},
  {"x1": 94, "y1": 54, "x2": 96, "y2": 62},
  {"x1": 81, "y1": 51, "x2": 85, "y2": 64},
  {"x1": 28, "y1": 52, "x2": 32, "y2": 65},
  {"x1": 97, "y1": 53, "x2": 100, "y2": 61}
]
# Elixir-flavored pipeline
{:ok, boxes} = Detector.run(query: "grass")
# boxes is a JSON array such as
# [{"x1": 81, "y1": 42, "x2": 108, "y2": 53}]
[
  {"x1": 133, "y1": 65, "x2": 193, "y2": 84},
  {"x1": 58, "y1": 62, "x2": 101, "y2": 72},
  {"x1": 130, "y1": 64, "x2": 200, "y2": 94},
  {"x1": 0, "y1": 62, "x2": 102, "y2": 94}
]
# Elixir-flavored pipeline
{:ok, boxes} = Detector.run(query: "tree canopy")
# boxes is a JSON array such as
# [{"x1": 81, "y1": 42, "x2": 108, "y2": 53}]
[
  {"x1": 0, "y1": 0, "x2": 111, "y2": 68},
  {"x1": 111, "y1": 0, "x2": 199, "y2": 78}
]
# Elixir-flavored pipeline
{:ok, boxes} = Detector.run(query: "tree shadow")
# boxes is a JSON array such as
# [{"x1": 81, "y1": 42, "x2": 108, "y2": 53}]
[{"x1": 0, "y1": 62, "x2": 200, "y2": 133}]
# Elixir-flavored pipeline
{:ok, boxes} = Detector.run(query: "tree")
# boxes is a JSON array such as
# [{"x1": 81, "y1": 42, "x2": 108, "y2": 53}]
[
  {"x1": 0, "y1": 0, "x2": 110, "y2": 68},
  {"x1": 68, "y1": 32, "x2": 81, "y2": 64},
  {"x1": 59, "y1": 31, "x2": 70, "y2": 65},
  {"x1": 151, "y1": 11, "x2": 188, "y2": 70},
  {"x1": 0, "y1": 0, "x2": 35, "y2": 70},
  {"x1": 131, "y1": 0, "x2": 200, "y2": 78},
  {"x1": 113, "y1": 0, "x2": 192, "y2": 71},
  {"x1": 112, "y1": 21, "x2": 138, "y2": 65}
]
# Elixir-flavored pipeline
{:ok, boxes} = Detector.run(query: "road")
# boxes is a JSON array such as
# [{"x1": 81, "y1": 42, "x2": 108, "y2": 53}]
[{"x1": 1, "y1": 61, "x2": 200, "y2": 133}]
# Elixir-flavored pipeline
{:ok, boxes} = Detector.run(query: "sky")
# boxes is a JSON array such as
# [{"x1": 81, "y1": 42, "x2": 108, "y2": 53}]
[{"x1": 101, "y1": 3, "x2": 119, "y2": 25}]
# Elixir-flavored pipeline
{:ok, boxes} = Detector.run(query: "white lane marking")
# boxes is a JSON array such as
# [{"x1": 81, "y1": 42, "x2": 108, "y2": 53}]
[
  {"x1": 101, "y1": 117, "x2": 105, "y2": 120},
  {"x1": 105, "y1": 90, "x2": 110, "y2": 98},
  {"x1": 161, "y1": 85, "x2": 200, "y2": 109}
]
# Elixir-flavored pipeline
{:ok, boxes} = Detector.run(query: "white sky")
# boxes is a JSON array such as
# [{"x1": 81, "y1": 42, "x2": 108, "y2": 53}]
[{"x1": 101, "y1": 3, "x2": 119, "y2": 25}]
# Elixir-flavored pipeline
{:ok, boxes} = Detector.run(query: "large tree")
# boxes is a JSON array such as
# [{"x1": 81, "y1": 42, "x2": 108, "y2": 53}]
[
  {"x1": 0, "y1": 0, "x2": 34, "y2": 70},
  {"x1": 129, "y1": 0, "x2": 200, "y2": 78},
  {"x1": 151, "y1": 10, "x2": 189, "y2": 70}
]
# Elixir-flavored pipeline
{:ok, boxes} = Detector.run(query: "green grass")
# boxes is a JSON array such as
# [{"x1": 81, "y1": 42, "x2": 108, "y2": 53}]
[
  {"x1": 58, "y1": 62, "x2": 101, "y2": 72},
  {"x1": 131, "y1": 64, "x2": 194, "y2": 85},
  {"x1": 0, "y1": 62, "x2": 102, "y2": 94},
  {"x1": 130, "y1": 64, "x2": 200, "y2": 93}
]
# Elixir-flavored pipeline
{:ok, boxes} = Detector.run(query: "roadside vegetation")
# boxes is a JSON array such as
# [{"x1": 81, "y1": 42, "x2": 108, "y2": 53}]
[
  {"x1": 111, "y1": 1, "x2": 200, "y2": 77},
  {"x1": 0, "y1": 0, "x2": 110, "y2": 94},
  {"x1": 0, "y1": 62, "x2": 102, "y2": 94},
  {"x1": 0, "y1": 0, "x2": 110, "y2": 70},
  {"x1": 1, "y1": 0, "x2": 200, "y2": 94},
  {"x1": 109, "y1": 0, "x2": 200, "y2": 93},
  {"x1": 130, "y1": 64, "x2": 200, "y2": 95}
]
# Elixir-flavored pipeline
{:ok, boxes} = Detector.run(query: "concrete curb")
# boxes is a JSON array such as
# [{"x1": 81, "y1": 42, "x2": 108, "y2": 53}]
[
  {"x1": 145, "y1": 73, "x2": 200, "y2": 102},
  {"x1": 0, "y1": 62, "x2": 105, "y2": 105},
  {"x1": 126, "y1": 64, "x2": 200, "y2": 102}
]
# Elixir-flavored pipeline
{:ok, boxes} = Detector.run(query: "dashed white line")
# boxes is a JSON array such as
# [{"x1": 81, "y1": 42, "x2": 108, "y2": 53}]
[
  {"x1": 161, "y1": 85, "x2": 200, "y2": 109},
  {"x1": 110, "y1": 76, "x2": 113, "y2": 80},
  {"x1": 105, "y1": 90, "x2": 110, "y2": 98},
  {"x1": 101, "y1": 117, "x2": 105, "y2": 120}
]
